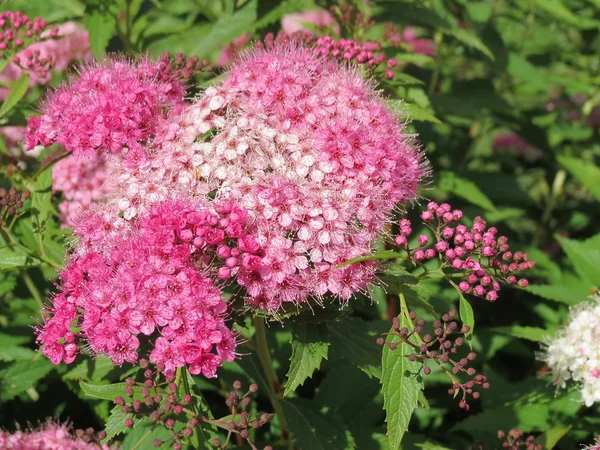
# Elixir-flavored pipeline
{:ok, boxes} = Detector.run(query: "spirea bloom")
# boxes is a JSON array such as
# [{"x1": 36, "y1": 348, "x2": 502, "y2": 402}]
[
  {"x1": 52, "y1": 151, "x2": 116, "y2": 227},
  {"x1": 25, "y1": 57, "x2": 187, "y2": 160},
  {"x1": 585, "y1": 436, "x2": 600, "y2": 450},
  {"x1": 540, "y1": 294, "x2": 600, "y2": 406},
  {"x1": 36, "y1": 199, "x2": 255, "y2": 376},
  {"x1": 0, "y1": 421, "x2": 112, "y2": 450},
  {"x1": 115, "y1": 44, "x2": 425, "y2": 309}
]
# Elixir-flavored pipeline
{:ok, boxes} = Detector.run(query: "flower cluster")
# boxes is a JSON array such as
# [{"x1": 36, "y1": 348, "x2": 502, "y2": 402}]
[
  {"x1": 0, "y1": 421, "x2": 111, "y2": 450},
  {"x1": 383, "y1": 23, "x2": 435, "y2": 57},
  {"x1": 36, "y1": 199, "x2": 255, "y2": 376},
  {"x1": 151, "y1": 44, "x2": 425, "y2": 309},
  {"x1": 281, "y1": 9, "x2": 339, "y2": 35},
  {"x1": 116, "y1": 370, "x2": 272, "y2": 450},
  {"x1": 378, "y1": 309, "x2": 489, "y2": 410},
  {"x1": 586, "y1": 436, "x2": 600, "y2": 450},
  {"x1": 25, "y1": 57, "x2": 188, "y2": 160},
  {"x1": 0, "y1": 11, "x2": 56, "y2": 59},
  {"x1": 496, "y1": 430, "x2": 541, "y2": 450},
  {"x1": 52, "y1": 151, "x2": 116, "y2": 227},
  {"x1": 395, "y1": 202, "x2": 535, "y2": 301},
  {"x1": 539, "y1": 294, "x2": 600, "y2": 406},
  {"x1": 0, "y1": 186, "x2": 28, "y2": 224}
]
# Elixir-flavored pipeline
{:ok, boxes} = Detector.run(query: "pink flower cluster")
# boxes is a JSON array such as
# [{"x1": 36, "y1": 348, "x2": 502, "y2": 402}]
[
  {"x1": 281, "y1": 9, "x2": 340, "y2": 35},
  {"x1": 37, "y1": 199, "x2": 247, "y2": 377},
  {"x1": 166, "y1": 44, "x2": 423, "y2": 308},
  {"x1": 52, "y1": 151, "x2": 116, "y2": 227},
  {"x1": 0, "y1": 21, "x2": 90, "y2": 93},
  {"x1": 395, "y1": 202, "x2": 535, "y2": 301},
  {"x1": 383, "y1": 24, "x2": 436, "y2": 57},
  {"x1": 0, "y1": 421, "x2": 111, "y2": 450},
  {"x1": 25, "y1": 57, "x2": 187, "y2": 161},
  {"x1": 0, "y1": 11, "x2": 55, "y2": 57}
]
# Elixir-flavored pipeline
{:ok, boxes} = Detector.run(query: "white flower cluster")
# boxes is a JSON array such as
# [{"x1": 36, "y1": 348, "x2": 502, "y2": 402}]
[{"x1": 541, "y1": 294, "x2": 600, "y2": 406}]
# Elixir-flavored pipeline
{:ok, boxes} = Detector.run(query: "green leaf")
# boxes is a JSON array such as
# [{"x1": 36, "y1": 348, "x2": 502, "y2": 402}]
[
  {"x1": 63, "y1": 357, "x2": 114, "y2": 381},
  {"x1": 401, "y1": 102, "x2": 442, "y2": 124},
  {"x1": 119, "y1": 417, "x2": 171, "y2": 448},
  {"x1": 374, "y1": 2, "x2": 451, "y2": 29},
  {"x1": 192, "y1": 0, "x2": 257, "y2": 59},
  {"x1": 535, "y1": 0, "x2": 599, "y2": 29},
  {"x1": 281, "y1": 398, "x2": 355, "y2": 450},
  {"x1": 178, "y1": 370, "x2": 220, "y2": 448},
  {"x1": 534, "y1": 425, "x2": 572, "y2": 449},
  {"x1": 0, "y1": 346, "x2": 37, "y2": 362},
  {"x1": 527, "y1": 284, "x2": 588, "y2": 305},
  {"x1": 459, "y1": 295, "x2": 474, "y2": 339},
  {"x1": 442, "y1": 28, "x2": 494, "y2": 60},
  {"x1": 0, "y1": 358, "x2": 55, "y2": 401},
  {"x1": 437, "y1": 171, "x2": 496, "y2": 211},
  {"x1": 84, "y1": 9, "x2": 116, "y2": 58},
  {"x1": 556, "y1": 235, "x2": 600, "y2": 286},
  {"x1": 490, "y1": 326, "x2": 548, "y2": 343},
  {"x1": 80, "y1": 381, "x2": 132, "y2": 401},
  {"x1": 557, "y1": 155, "x2": 600, "y2": 202},
  {"x1": 0, "y1": 246, "x2": 41, "y2": 271},
  {"x1": 0, "y1": 73, "x2": 30, "y2": 120},
  {"x1": 381, "y1": 313, "x2": 423, "y2": 449},
  {"x1": 328, "y1": 318, "x2": 386, "y2": 378},
  {"x1": 284, "y1": 322, "x2": 329, "y2": 396},
  {"x1": 337, "y1": 250, "x2": 403, "y2": 267},
  {"x1": 31, "y1": 166, "x2": 53, "y2": 251}
]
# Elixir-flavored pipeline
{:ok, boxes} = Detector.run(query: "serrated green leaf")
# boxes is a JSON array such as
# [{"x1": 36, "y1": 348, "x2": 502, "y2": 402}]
[
  {"x1": 402, "y1": 102, "x2": 442, "y2": 124},
  {"x1": 80, "y1": 381, "x2": 133, "y2": 401},
  {"x1": 282, "y1": 398, "x2": 355, "y2": 450},
  {"x1": 459, "y1": 295, "x2": 474, "y2": 339},
  {"x1": 192, "y1": 0, "x2": 257, "y2": 59},
  {"x1": 328, "y1": 318, "x2": 386, "y2": 379},
  {"x1": 527, "y1": 284, "x2": 588, "y2": 305},
  {"x1": 535, "y1": 0, "x2": 599, "y2": 29},
  {"x1": 556, "y1": 235, "x2": 600, "y2": 286},
  {"x1": 437, "y1": 171, "x2": 496, "y2": 211},
  {"x1": 119, "y1": 417, "x2": 171, "y2": 448},
  {"x1": 0, "y1": 73, "x2": 30, "y2": 120},
  {"x1": 557, "y1": 155, "x2": 600, "y2": 202},
  {"x1": 84, "y1": 9, "x2": 116, "y2": 58},
  {"x1": 31, "y1": 167, "x2": 53, "y2": 252},
  {"x1": 490, "y1": 326, "x2": 548, "y2": 343},
  {"x1": 0, "y1": 358, "x2": 54, "y2": 401},
  {"x1": 0, "y1": 346, "x2": 37, "y2": 362},
  {"x1": 534, "y1": 425, "x2": 572, "y2": 449},
  {"x1": 284, "y1": 322, "x2": 329, "y2": 396},
  {"x1": 0, "y1": 246, "x2": 41, "y2": 271},
  {"x1": 381, "y1": 311, "x2": 423, "y2": 449}
]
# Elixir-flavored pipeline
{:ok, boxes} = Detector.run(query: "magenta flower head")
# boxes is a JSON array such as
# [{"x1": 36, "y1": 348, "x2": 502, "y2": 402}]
[
  {"x1": 36, "y1": 199, "x2": 252, "y2": 377},
  {"x1": 158, "y1": 43, "x2": 428, "y2": 310},
  {"x1": 0, "y1": 420, "x2": 111, "y2": 449},
  {"x1": 25, "y1": 56, "x2": 187, "y2": 161}
]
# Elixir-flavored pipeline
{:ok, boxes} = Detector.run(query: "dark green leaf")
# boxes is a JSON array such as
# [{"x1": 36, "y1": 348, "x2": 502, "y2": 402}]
[
  {"x1": 558, "y1": 155, "x2": 600, "y2": 202},
  {"x1": 284, "y1": 322, "x2": 329, "y2": 395},
  {"x1": 534, "y1": 425, "x2": 572, "y2": 449},
  {"x1": 0, "y1": 73, "x2": 30, "y2": 120},
  {"x1": 437, "y1": 171, "x2": 496, "y2": 211},
  {"x1": 0, "y1": 358, "x2": 54, "y2": 401},
  {"x1": 490, "y1": 326, "x2": 548, "y2": 343},
  {"x1": 459, "y1": 295, "x2": 474, "y2": 339}
]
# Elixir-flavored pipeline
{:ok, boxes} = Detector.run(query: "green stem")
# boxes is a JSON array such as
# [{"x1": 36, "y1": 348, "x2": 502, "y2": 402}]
[
  {"x1": 22, "y1": 270, "x2": 43, "y2": 310},
  {"x1": 130, "y1": 429, "x2": 153, "y2": 450},
  {"x1": 253, "y1": 317, "x2": 290, "y2": 448}
]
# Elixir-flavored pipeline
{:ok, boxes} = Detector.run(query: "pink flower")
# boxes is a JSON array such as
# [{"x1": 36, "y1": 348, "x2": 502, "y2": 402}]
[
  {"x1": 281, "y1": 9, "x2": 339, "y2": 35},
  {"x1": 0, "y1": 420, "x2": 112, "y2": 449},
  {"x1": 217, "y1": 33, "x2": 252, "y2": 67}
]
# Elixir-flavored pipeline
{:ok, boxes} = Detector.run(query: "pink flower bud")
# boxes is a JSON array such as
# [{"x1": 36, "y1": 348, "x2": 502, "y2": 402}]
[
  {"x1": 454, "y1": 246, "x2": 465, "y2": 257},
  {"x1": 517, "y1": 278, "x2": 529, "y2": 288},
  {"x1": 440, "y1": 203, "x2": 451, "y2": 213},
  {"x1": 486, "y1": 291, "x2": 498, "y2": 301},
  {"x1": 225, "y1": 257, "x2": 238, "y2": 268},
  {"x1": 442, "y1": 227, "x2": 454, "y2": 239},
  {"x1": 445, "y1": 249, "x2": 456, "y2": 260},
  {"x1": 435, "y1": 241, "x2": 448, "y2": 252},
  {"x1": 217, "y1": 266, "x2": 231, "y2": 279},
  {"x1": 216, "y1": 245, "x2": 231, "y2": 258},
  {"x1": 507, "y1": 275, "x2": 517, "y2": 284},
  {"x1": 421, "y1": 210, "x2": 434, "y2": 222},
  {"x1": 414, "y1": 250, "x2": 425, "y2": 261},
  {"x1": 427, "y1": 201, "x2": 438, "y2": 211},
  {"x1": 481, "y1": 276, "x2": 491, "y2": 286},
  {"x1": 453, "y1": 210, "x2": 463, "y2": 220},
  {"x1": 459, "y1": 281, "x2": 470, "y2": 292},
  {"x1": 425, "y1": 249, "x2": 436, "y2": 259},
  {"x1": 443, "y1": 212, "x2": 453, "y2": 222},
  {"x1": 464, "y1": 240, "x2": 475, "y2": 251},
  {"x1": 454, "y1": 234, "x2": 465, "y2": 245},
  {"x1": 385, "y1": 70, "x2": 394, "y2": 79},
  {"x1": 395, "y1": 235, "x2": 407, "y2": 246},
  {"x1": 468, "y1": 274, "x2": 478, "y2": 284},
  {"x1": 452, "y1": 258, "x2": 463, "y2": 269},
  {"x1": 418, "y1": 234, "x2": 429, "y2": 246},
  {"x1": 474, "y1": 285, "x2": 485, "y2": 296}
]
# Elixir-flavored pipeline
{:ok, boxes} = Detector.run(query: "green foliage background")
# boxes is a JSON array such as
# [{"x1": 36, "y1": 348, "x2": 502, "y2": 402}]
[{"x1": 0, "y1": 0, "x2": 599, "y2": 449}]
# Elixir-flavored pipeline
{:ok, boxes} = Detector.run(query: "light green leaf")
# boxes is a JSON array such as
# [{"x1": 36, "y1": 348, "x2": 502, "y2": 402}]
[
  {"x1": 0, "y1": 246, "x2": 41, "y2": 271},
  {"x1": 459, "y1": 295, "x2": 474, "y2": 339},
  {"x1": 535, "y1": 0, "x2": 599, "y2": 29},
  {"x1": 556, "y1": 235, "x2": 600, "y2": 286},
  {"x1": 63, "y1": 357, "x2": 114, "y2": 381},
  {"x1": 0, "y1": 73, "x2": 30, "y2": 120},
  {"x1": 534, "y1": 425, "x2": 572, "y2": 449},
  {"x1": 192, "y1": 0, "x2": 257, "y2": 59},
  {"x1": 281, "y1": 398, "x2": 355, "y2": 450},
  {"x1": 80, "y1": 381, "x2": 132, "y2": 401},
  {"x1": 557, "y1": 155, "x2": 600, "y2": 202},
  {"x1": 490, "y1": 326, "x2": 548, "y2": 343},
  {"x1": 337, "y1": 250, "x2": 403, "y2": 268},
  {"x1": 31, "y1": 167, "x2": 53, "y2": 253},
  {"x1": 0, "y1": 358, "x2": 54, "y2": 401},
  {"x1": 284, "y1": 323, "x2": 329, "y2": 396},
  {"x1": 527, "y1": 284, "x2": 588, "y2": 305},
  {"x1": 438, "y1": 171, "x2": 496, "y2": 211},
  {"x1": 0, "y1": 346, "x2": 37, "y2": 362},
  {"x1": 381, "y1": 312, "x2": 423, "y2": 449},
  {"x1": 84, "y1": 9, "x2": 116, "y2": 58},
  {"x1": 401, "y1": 102, "x2": 442, "y2": 124}
]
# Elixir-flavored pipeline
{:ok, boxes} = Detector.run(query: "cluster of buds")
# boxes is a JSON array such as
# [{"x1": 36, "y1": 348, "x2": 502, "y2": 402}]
[
  {"x1": 0, "y1": 11, "x2": 57, "y2": 59},
  {"x1": 378, "y1": 309, "x2": 489, "y2": 410},
  {"x1": 157, "y1": 51, "x2": 212, "y2": 83},
  {"x1": 329, "y1": 3, "x2": 375, "y2": 34},
  {"x1": 0, "y1": 187, "x2": 29, "y2": 224},
  {"x1": 259, "y1": 32, "x2": 398, "y2": 80},
  {"x1": 494, "y1": 430, "x2": 541, "y2": 450},
  {"x1": 115, "y1": 363, "x2": 271, "y2": 450},
  {"x1": 395, "y1": 202, "x2": 535, "y2": 301},
  {"x1": 73, "y1": 427, "x2": 107, "y2": 446},
  {"x1": 12, "y1": 47, "x2": 54, "y2": 80},
  {"x1": 210, "y1": 380, "x2": 272, "y2": 450}
]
